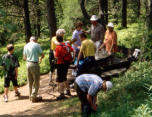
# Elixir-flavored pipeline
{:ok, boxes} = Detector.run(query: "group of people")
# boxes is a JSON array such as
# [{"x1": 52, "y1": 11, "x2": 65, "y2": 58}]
[
  {"x1": 1, "y1": 15, "x2": 116, "y2": 115},
  {"x1": 49, "y1": 15, "x2": 116, "y2": 114}
]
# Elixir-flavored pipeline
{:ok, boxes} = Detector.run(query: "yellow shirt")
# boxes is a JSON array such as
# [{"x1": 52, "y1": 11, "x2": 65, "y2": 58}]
[
  {"x1": 51, "y1": 36, "x2": 57, "y2": 51},
  {"x1": 80, "y1": 39, "x2": 96, "y2": 58}
]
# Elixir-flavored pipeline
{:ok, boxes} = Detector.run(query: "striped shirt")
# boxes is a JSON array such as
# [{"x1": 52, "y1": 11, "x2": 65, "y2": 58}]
[{"x1": 75, "y1": 74, "x2": 103, "y2": 96}]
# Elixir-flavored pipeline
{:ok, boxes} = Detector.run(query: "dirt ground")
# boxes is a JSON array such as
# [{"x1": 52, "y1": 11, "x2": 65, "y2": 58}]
[{"x1": 0, "y1": 73, "x2": 79, "y2": 117}]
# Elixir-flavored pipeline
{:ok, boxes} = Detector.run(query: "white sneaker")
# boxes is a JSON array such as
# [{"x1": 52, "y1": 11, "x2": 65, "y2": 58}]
[{"x1": 4, "y1": 95, "x2": 8, "y2": 102}]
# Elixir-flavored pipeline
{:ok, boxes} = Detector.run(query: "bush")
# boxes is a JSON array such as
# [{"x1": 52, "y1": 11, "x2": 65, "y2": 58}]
[{"x1": 91, "y1": 61, "x2": 152, "y2": 117}]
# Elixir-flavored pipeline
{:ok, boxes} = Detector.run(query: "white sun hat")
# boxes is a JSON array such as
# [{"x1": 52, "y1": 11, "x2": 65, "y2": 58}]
[
  {"x1": 90, "y1": 15, "x2": 98, "y2": 21},
  {"x1": 107, "y1": 22, "x2": 114, "y2": 28},
  {"x1": 106, "y1": 81, "x2": 113, "y2": 91}
]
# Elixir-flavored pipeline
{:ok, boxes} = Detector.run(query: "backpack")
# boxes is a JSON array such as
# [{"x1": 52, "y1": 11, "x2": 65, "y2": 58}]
[{"x1": 59, "y1": 43, "x2": 73, "y2": 63}]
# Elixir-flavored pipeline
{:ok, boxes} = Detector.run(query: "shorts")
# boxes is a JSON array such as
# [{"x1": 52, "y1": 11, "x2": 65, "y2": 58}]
[
  {"x1": 4, "y1": 75, "x2": 18, "y2": 88},
  {"x1": 56, "y1": 63, "x2": 69, "y2": 83}
]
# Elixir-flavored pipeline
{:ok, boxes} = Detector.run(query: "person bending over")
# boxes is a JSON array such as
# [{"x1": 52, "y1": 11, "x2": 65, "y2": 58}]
[{"x1": 75, "y1": 74, "x2": 113, "y2": 115}]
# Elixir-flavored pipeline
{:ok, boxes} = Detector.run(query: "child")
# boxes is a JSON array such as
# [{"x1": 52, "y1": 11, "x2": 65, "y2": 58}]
[{"x1": 2, "y1": 44, "x2": 20, "y2": 102}]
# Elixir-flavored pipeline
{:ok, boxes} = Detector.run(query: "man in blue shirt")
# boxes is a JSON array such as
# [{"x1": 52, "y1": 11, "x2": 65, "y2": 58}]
[
  {"x1": 23, "y1": 36, "x2": 44, "y2": 102},
  {"x1": 75, "y1": 74, "x2": 112, "y2": 115}
]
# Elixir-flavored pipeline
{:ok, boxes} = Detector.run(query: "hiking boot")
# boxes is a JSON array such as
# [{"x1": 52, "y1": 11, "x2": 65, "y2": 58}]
[
  {"x1": 31, "y1": 96, "x2": 42, "y2": 103},
  {"x1": 56, "y1": 93, "x2": 65, "y2": 100},
  {"x1": 65, "y1": 90, "x2": 71, "y2": 96},
  {"x1": 4, "y1": 95, "x2": 8, "y2": 102},
  {"x1": 15, "y1": 91, "x2": 20, "y2": 97}
]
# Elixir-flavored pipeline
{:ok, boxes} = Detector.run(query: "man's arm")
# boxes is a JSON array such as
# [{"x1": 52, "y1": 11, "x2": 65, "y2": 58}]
[
  {"x1": 23, "y1": 55, "x2": 27, "y2": 61},
  {"x1": 87, "y1": 94, "x2": 97, "y2": 111},
  {"x1": 39, "y1": 53, "x2": 44, "y2": 63},
  {"x1": 77, "y1": 51, "x2": 82, "y2": 66},
  {"x1": 15, "y1": 68, "x2": 18, "y2": 79}
]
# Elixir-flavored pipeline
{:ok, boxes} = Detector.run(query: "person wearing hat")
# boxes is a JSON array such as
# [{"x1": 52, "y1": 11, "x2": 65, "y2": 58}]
[
  {"x1": 89, "y1": 15, "x2": 105, "y2": 59},
  {"x1": 99, "y1": 22, "x2": 117, "y2": 55},
  {"x1": 23, "y1": 36, "x2": 44, "y2": 102},
  {"x1": 74, "y1": 74, "x2": 112, "y2": 115}
]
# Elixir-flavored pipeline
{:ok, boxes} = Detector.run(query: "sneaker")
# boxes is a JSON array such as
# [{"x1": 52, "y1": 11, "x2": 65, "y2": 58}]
[
  {"x1": 65, "y1": 90, "x2": 71, "y2": 96},
  {"x1": 15, "y1": 91, "x2": 20, "y2": 97},
  {"x1": 31, "y1": 96, "x2": 42, "y2": 102},
  {"x1": 56, "y1": 93, "x2": 65, "y2": 100},
  {"x1": 4, "y1": 95, "x2": 8, "y2": 102}
]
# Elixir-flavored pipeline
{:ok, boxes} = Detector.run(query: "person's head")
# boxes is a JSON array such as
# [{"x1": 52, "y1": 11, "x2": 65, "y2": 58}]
[
  {"x1": 56, "y1": 35, "x2": 63, "y2": 42},
  {"x1": 7, "y1": 44, "x2": 14, "y2": 53},
  {"x1": 79, "y1": 32, "x2": 87, "y2": 41},
  {"x1": 101, "y1": 80, "x2": 113, "y2": 92},
  {"x1": 75, "y1": 22, "x2": 83, "y2": 31},
  {"x1": 90, "y1": 15, "x2": 98, "y2": 25},
  {"x1": 30, "y1": 36, "x2": 37, "y2": 42},
  {"x1": 56, "y1": 29, "x2": 66, "y2": 37},
  {"x1": 107, "y1": 22, "x2": 114, "y2": 32}
]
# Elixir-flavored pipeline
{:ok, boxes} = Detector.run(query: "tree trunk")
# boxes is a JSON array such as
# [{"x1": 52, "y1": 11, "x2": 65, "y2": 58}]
[
  {"x1": 23, "y1": 0, "x2": 32, "y2": 43},
  {"x1": 113, "y1": 0, "x2": 119, "y2": 24},
  {"x1": 122, "y1": 0, "x2": 127, "y2": 28},
  {"x1": 137, "y1": 0, "x2": 141, "y2": 18},
  {"x1": 146, "y1": 0, "x2": 152, "y2": 30},
  {"x1": 47, "y1": 0, "x2": 57, "y2": 39},
  {"x1": 105, "y1": 0, "x2": 108, "y2": 24},
  {"x1": 80, "y1": 0, "x2": 90, "y2": 22},
  {"x1": 36, "y1": 0, "x2": 41, "y2": 38},
  {"x1": 98, "y1": 0, "x2": 106, "y2": 28}
]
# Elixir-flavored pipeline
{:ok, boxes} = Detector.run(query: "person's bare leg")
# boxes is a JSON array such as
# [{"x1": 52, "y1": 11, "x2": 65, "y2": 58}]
[
  {"x1": 64, "y1": 80, "x2": 71, "y2": 96},
  {"x1": 4, "y1": 88, "x2": 8, "y2": 97},
  {"x1": 58, "y1": 82, "x2": 64, "y2": 94},
  {"x1": 14, "y1": 86, "x2": 18, "y2": 92},
  {"x1": 64, "y1": 80, "x2": 70, "y2": 90}
]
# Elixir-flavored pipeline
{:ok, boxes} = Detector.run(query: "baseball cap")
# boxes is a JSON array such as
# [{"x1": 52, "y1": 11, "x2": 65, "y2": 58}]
[
  {"x1": 90, "y1": 15, "x2": 98, "y2": 21},
  {"x1": 106, "y1": 81, "x2": 113, "y2": 91},
  {"x1": 107, "y1": 22, "x2": 114, "y2": 28}
]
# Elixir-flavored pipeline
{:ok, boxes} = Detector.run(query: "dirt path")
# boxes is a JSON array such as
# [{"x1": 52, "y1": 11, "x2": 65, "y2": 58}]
[{"x1": 0, "y1": 74, "x2": 79, "y2": 117}]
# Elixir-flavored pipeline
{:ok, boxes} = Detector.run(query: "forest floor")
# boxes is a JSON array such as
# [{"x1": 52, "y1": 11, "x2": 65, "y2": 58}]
[{"x1": 0, "y1": 74, "x2": 80, "y2": 117}]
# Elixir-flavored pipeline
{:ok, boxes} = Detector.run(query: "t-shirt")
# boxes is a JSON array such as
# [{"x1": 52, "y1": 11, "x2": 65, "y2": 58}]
[
  {"x1": 80, "y1": 39, "x2": 96, "y2": 58},
  {"x1": 91, "y1": 23, "x2": 105, "y2": 43},
  {"x1": 55, "y1": 42, "x2": 73, "y2": 64},
  {"x1": 71, "y1": 29, "x2": 82, "y2": 51},
  {"x1": 51, "y1": 36, "x2": 57, "y2": 51},
  {"x1": 104, "y1": 30, "x2": 117, "y2": 53},
  {"x1": 2, "y1": 53, "x2": 20, "y2": 76},
  {"x1": 75, "y1": 74, "x2": 103, "y2": 96},
  {"x1": 23, "y1": 41, "x2": 43, "y2": 62}
]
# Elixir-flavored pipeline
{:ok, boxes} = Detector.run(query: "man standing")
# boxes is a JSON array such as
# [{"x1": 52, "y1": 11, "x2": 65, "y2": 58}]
[
  {"x1": 23, "y1": 36, "x2": 44, "y2": 102},
  {"x1": 77, "y1": 32, "x2": 97, "y2": 76},
  {"x1": 89, "y1": 15, "x2": 105, "y2": 59},
  {"x1": 75, "y1": 74, "x2": 113, "y2": 115}
]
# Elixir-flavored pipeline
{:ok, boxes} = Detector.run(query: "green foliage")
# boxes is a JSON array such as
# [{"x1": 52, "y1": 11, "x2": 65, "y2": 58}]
[
  {"x1": 56, "y1": 0, "x2": 83, "y2": 35},
  {"x1": 0, "y1": 8, "x2": 20, "y2": 45},
  {"x1": 115, "y1": 23, "x2": 145, "y2": 48},
  {"x1": 141, "y1": 31, "x2": 152, "y2": 60}
]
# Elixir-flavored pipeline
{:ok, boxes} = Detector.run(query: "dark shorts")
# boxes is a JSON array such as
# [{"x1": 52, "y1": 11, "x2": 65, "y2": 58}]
[
  {"x1": 56, "y1": 63, "x2": 69, "y2": 83},
  {"x1": 77, "y1": 56, "x2": 98, "y2": 76},
  {"x1": 4, "y1": 75, "x2": 18, "y2": 88}
]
